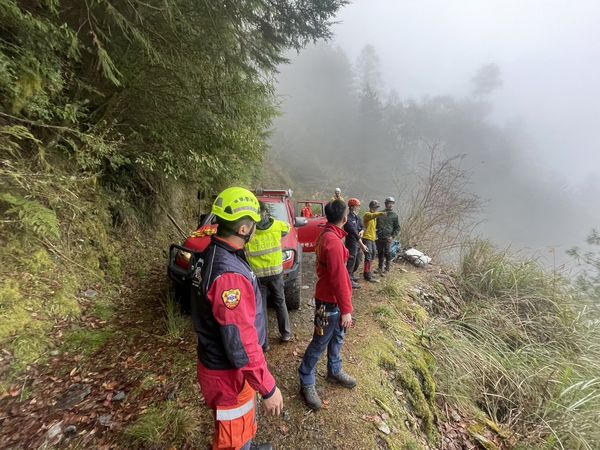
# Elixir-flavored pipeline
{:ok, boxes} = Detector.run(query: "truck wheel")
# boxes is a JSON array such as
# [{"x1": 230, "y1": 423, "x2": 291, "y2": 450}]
[
  {"x1": 285, "y1": 256, "x2": 302, "y2": 311},
  {"x1": 285, "y1": 277, "x2": 301, "y2": 311},
  {"x1": 174, "y1": 281, "x2": 191, "y2": 315}
]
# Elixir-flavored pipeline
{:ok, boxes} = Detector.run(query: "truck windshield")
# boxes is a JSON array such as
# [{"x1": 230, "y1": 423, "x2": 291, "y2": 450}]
[{"x1": 265, "y1": 202, "x2": 289, "y2": 224}]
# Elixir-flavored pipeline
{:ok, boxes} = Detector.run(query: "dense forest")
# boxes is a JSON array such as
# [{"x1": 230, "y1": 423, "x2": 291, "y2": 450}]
[{"x1": 0, "y1": 0, "x2": 346, "y2": 393}]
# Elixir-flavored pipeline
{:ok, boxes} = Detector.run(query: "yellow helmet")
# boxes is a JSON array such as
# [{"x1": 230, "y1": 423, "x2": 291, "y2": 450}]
[{"x1": 211, "y1": 187, "x2": 261, "y2": 222}]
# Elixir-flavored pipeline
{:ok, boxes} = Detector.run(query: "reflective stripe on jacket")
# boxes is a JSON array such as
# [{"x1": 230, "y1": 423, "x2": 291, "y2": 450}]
[{"x1": 246, "y1": 219, "x2": 290, "y2": 278}]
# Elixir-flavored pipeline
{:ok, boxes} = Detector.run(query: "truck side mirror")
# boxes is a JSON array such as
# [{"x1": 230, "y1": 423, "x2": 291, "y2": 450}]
[
  {"x1": 198, "y1": 213, "x2": 209, "y2": 228},
  {"x1": 295, "y1": 217, "x2": 308, "y2": 227}
]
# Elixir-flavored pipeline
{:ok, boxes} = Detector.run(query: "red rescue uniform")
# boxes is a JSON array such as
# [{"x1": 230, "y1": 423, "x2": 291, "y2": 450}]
[{"x1": 193, "y1": 237, "x2": 276, "y2": 449}]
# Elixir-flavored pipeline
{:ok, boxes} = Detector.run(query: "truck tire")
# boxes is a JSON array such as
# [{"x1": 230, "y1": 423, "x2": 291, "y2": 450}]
[
  {"x1": 284, "y1": 253, "x2": 302, "y2": 311},
  {"x1": 174, "y1": 281, "x2": 191, "y2": 315}
]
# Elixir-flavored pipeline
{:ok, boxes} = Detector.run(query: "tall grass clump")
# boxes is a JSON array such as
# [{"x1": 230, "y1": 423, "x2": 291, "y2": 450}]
[
  {"x1": 163, "y1": 291, "x2": 189, "y2": 340},
  {"x1": 428, "y1": 240, "x2": 600, "y2": 449},
  {"x1": 124, "y1": 401, "x2": 196, "y2": 447}
]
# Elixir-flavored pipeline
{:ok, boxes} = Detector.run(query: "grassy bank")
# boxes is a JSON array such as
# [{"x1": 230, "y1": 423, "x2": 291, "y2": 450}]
[{"x1": 427, "y1": 241, "x2": 600, "y2": 449}]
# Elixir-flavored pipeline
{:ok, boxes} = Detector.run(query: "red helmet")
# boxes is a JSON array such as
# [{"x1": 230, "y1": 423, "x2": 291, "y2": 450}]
[{"x1": 347, "y1": 198, "x2": 361, "y2": 207}]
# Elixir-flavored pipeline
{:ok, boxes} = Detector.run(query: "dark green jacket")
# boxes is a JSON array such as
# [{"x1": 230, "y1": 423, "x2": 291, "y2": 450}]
[{"x1": 376, "y1": 210, "x2": 400, "y2": 240}]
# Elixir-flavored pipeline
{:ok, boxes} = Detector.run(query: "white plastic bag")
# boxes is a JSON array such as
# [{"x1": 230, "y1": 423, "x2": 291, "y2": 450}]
[{"x1": 404, "y1": 248, "x2": 432, "y2": 267}]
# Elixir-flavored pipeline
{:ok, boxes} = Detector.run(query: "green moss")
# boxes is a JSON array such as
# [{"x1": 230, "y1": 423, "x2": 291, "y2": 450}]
[
  {"x1": 407, "y1": 351, "x2": 436, "y2": 402},
  {"x1": 48, "y1": 276, "x2": 81, "y2": 318},
  {"x1": 390, "y1": 437, "x2": 422, "y2": 450},
  {"x1": 379, "y1": 353, "x2": 399, "y2": 371},
  {"x1": 0, "y1": 280, "x2": 32, "y2": 341},
  {"x1": 89, "y1": 299, "x2": 115, "y2": 321},
  {"x1": 395, "y1": 300, "x2": 430, "y2": 326},
  {"x1": 397, "y1": 367, "x2": 435, "y2": 436},
  {"x1": 0, "y1": 279, "x2": 22, "y2": 310},
  {"x1": 104, "y1": 252, "x2": 123, "y2": 280},
  {"x1": 10, "y1": 332, "x2": 48, "y2": 371},
  {"x1": 468, "y1": 424, "x2": 499, "y2": 450},
  {"x1": 22, "y1": 248, "x2": 54, "y2": 273},
  {"x1": 63, "y1": 328, "x2": 113, "y2": 355}
]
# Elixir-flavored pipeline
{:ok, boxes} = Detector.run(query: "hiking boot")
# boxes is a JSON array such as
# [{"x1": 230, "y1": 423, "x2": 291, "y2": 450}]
[
  {"x1": 301, "y1": 384, "x2": 322, "y2": 410},
  {"x1": 351, "y1": 275, "x2": 359, "y2": 282},
  {"x1": 351, "y1": 281, "x2": 361, "y2": 289},
  {"x1": 365, "y1": 273, "x2": 380, "y2": 283},
  {"x1": 249, "y1": 443, "x2": 273, "y2": 450},
  {"x1": 326, "y1": 370, "x2": 357, "y2": 389},
  {"x1": 280, "y1": 333, "x2": 293, "y2": 343},
  {"x1": 262, "y1": 344, "x2": 271, "y2": 353}
]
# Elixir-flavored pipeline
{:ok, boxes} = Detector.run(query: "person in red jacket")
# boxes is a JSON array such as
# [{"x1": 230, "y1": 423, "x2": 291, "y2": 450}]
[
  {"x1": 298, "y1": 199, "x2": 357, "y2": 410},
  {"x1": 192, "y1": 187, "x2": 282, "y2": 450}
]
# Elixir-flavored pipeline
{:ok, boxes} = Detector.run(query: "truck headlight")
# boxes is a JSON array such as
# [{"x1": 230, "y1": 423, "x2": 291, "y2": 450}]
[
  {"x1": 282, "y1": 250, "x2": 294, "y2": 263},
  {"x1": 178, "y1": 250, "x2": 192, "y2": 263}
]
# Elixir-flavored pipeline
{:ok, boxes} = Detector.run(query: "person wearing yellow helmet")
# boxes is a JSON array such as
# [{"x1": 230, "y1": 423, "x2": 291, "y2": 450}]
[
  {"x1": 192, "y1": 187, "x2": 282, "y2": 450},
  {"x1": 211, "y1": 186, "x2": 261, "y2": 242}
]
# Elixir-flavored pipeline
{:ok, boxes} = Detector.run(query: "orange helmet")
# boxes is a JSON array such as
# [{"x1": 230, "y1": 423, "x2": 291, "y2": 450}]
[{"x1": 347, "y1": 198, "x2": 361, "y2": 207}]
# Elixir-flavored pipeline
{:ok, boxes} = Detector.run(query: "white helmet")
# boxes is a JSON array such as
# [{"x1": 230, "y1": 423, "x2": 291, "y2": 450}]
[
  {"x1": 335, "y1": 187, "x2": 341, "y2": 194},
  {"x1": 385, "y1": 196, "x2": 395, "y2": 203}
]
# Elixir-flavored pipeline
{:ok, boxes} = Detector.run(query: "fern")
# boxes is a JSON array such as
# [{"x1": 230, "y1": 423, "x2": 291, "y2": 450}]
[{"x1": 0, "y1": 193, "x2": 60, "y2": 239}]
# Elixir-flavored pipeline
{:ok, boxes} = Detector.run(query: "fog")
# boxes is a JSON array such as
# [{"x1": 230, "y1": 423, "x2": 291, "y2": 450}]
[
  {"x1": 333, "y1": 0, "x2": 600, "y2": 180},
  {"x1": 270, "y1": 0, "x2": 600, "y2": 265}
]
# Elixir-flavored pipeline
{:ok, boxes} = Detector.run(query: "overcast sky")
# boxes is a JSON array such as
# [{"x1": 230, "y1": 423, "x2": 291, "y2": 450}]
[{"x1": 330, "y1": 0, "x2": 600, "y2": 184}]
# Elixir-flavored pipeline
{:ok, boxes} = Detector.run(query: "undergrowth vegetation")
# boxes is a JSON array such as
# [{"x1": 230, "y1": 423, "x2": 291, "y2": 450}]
[
  {"x1": 0, "y1": 0, "x2": 346, "y2": 389},
  {"x1": 124, "y1": 402, "x2": 196, "y2": 447},
  {"x1": 427, "y1": 240, "x2": 600, "y2": 449}
]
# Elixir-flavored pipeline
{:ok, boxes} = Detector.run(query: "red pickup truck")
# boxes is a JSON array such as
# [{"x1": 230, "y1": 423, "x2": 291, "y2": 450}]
[
  {"x1": 296, "y1": 200, "x2": 328, "y2": 252},
  {"x1": 168, "y1": 190, "x2": 325, "y2": 313}
]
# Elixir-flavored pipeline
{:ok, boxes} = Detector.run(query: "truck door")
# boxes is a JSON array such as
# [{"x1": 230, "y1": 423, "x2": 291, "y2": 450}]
[{"x1": 297, "y1": 201, "x2": 327, "y2": 252}]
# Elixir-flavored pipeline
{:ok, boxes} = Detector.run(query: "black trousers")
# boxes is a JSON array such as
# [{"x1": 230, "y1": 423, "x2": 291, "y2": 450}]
[
  {"x1": 346, "y1": 241, "x2": 362, "y2": 276},
  {"x1": 376, "y1": 238, "x2": 392, "y2": 271},
  {"x1": 259, "y1": 273, "x2": 291, "y2": 340}
]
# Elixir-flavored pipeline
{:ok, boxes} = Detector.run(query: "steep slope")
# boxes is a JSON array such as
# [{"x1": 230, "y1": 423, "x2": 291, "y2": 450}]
[{"x1": 0, "y1": 252, "x2": 506, "y2": 449}]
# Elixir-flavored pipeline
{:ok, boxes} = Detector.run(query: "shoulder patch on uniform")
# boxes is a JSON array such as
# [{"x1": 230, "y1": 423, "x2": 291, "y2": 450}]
[{"x1": 222, "y1": 289, "x2": 241, "y2": 309}]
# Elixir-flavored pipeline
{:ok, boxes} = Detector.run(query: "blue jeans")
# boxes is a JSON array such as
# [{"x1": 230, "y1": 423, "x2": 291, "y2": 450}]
[{"x1": 298, "y1": 302, "x2": 346, "y2": 386}]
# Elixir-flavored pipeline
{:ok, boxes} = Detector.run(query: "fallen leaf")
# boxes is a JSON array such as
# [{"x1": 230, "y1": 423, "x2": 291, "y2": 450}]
[
  {"x1": 9, "y1": 388, "x2": 21, "y2": 397},
  {"x1": 102, "y1": 381, "x2": 118, "y2": 391},
  {"x1": 375, "y1": 420, "x2": 391, "y2": 435}
]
